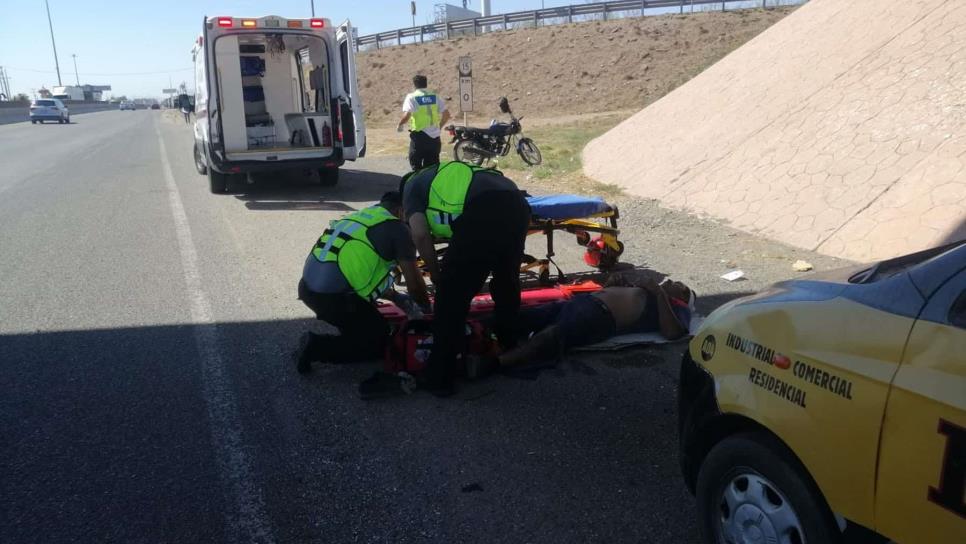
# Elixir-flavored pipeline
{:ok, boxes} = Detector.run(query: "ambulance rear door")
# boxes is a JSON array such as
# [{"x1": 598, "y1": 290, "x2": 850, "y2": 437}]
[{"x1": 336, "y1": 20, "x2": 366, "y2": 159}]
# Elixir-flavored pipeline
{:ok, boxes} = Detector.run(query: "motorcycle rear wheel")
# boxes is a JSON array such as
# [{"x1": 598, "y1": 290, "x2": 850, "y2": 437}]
[
  {"x1": 517, "y1": 137, "x2": 542, "y2": 166},
  {"x1": 454, "y1": 139, "x2": 487, "y2": 166}
]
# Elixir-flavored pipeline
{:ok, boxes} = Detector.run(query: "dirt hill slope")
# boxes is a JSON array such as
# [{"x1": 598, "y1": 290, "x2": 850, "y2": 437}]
[
  {"x1": 357, "y1": 8, "x2": 793, "y2": 126},
  {"x1": 584, "y1": 0, "x2": 966, "y2": 262}
]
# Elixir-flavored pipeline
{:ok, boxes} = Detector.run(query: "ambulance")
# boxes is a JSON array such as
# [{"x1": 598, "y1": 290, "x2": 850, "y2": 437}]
[
  {"x1": 679, "y1": 241, "x2": 965, "y2": 543},
  {"x1": 191, "y1": 15, "x2": 366, "y2": 193}
]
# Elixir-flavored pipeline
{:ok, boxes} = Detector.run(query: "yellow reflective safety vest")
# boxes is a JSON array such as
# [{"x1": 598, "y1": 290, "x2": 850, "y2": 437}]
[
  {"x1": 311, "y1": 205, "x2": 398, "y2": 301},
  {"x1": 425, "y1": 161, "x2": 500, "y2": 239},
  {"x1": 407, "y1": 89, "x2": 441, "y2": 132}
]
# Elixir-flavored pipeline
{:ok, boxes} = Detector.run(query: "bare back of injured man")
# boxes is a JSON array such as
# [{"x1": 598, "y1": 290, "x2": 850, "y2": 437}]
[{"x1": 467, "y1": 277, "x2": 694, "y2": 379}]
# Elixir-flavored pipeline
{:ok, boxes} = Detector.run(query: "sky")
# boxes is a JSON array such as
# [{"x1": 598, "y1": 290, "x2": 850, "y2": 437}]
[{"x1": 0, "y1": 0, "x2": 575, "y2": 99}]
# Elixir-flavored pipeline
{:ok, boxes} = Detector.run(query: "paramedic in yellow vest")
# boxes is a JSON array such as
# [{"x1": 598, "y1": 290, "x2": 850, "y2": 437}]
[
  {"x1": 397, "y1": 75, "x2": 452, "y2": 171},
  {"x1": 401, "y1": 162, "x2": 530, "y2": 396},
  {"x1": 295, "y1": 191, "x2": 430, "y2": 374}
]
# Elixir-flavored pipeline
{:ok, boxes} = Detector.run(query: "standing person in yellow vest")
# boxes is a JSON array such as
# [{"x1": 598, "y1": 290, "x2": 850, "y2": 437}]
[
  {"x1": 397, "y1": 75, "x2": 452, "y2": 171},
  {"x1": 295, "y1": 191, "x2": 430, "y2": 374},
  {"x1": 401, "y1": 161, "x2": 530, "y2": 396}
]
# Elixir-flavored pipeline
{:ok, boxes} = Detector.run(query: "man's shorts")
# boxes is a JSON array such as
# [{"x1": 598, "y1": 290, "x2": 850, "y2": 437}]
[{"x1": 520, "y1": 294, "x2": 617, "y2": 351}]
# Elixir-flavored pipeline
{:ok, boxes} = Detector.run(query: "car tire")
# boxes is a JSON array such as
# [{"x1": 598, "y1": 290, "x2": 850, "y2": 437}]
[
  {"x1": 31, "y1": 120, "x2": 36, "y2": 125},
  {"x1": 696, "y1": 432, "x2": 841, "y2": 544},
  {"x1": 208, "y1": 169, "x2": 230, "y2": 194},
  {"x1": 318, "y1": 167, "x2": 339, "y2": 186},
  {"x1": 193, "y1": 143, "x2": 208, "y2": 175}
]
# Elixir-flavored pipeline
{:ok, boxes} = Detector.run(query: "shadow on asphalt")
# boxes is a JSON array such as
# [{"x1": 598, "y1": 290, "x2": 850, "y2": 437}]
[
  {"x1": 1, "y1": 313, "x2": 704, "y2": 542},
  {"x1": 230, "y1": 168, "x2": 400, "y2": 211}
]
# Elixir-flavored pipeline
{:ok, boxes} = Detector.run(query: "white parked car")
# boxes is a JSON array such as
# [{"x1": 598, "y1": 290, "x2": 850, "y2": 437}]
[
  {"x1": 29, "y1": 98, "x2": 70, "y2": 124},
  {"x1": 119, "y1": 101, "x2": 136, "y2": 111}
]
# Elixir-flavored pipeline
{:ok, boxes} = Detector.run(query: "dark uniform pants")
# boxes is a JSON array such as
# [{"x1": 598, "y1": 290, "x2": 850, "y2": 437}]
[
  {"x1": 409, "y1": 130, "x2": 442, "y2": 171},
  {"x1": 426, "y1": 191, "x2": 531, "y2": 380},
  {"x1": 297, "y1": 280, "x2": 389, "y2": 362}
]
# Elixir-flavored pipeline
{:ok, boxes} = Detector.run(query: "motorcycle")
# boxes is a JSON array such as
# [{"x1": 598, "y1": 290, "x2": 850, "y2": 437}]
[{"x1": 446, "y1": 97, "x2": 542, "y2": 167}]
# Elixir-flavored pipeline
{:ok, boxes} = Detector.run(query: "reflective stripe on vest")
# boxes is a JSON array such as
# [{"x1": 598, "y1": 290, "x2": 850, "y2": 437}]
[
  {"x1": 425, "y1": 161, "x2": 499, "y2": 239},
  {"x1": 311, "y1": 206, "x2": 398, "y2": 300},
  {"x1": 407, "y1": 89, "x2": 440, "y2": 133}
]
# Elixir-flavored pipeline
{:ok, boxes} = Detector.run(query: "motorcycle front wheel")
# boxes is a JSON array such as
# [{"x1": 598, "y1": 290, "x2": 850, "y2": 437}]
[
  {"x1": 454, "y1": 139, "x2": 487, "y2": 166},
  {"x1": 517, "y1": 137, "x2": 542, "y2": 166}
]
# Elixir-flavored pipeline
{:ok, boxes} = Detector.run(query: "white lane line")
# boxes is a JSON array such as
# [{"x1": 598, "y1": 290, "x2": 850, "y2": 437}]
[{"x1": 155, "y1": 121, "x2": 275, "y2": 543}]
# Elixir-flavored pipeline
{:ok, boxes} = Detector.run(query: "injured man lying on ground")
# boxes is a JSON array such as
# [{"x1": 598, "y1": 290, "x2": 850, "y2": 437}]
[{"x1": 465, "y1": 275, "x2": 695, "y2": 380}]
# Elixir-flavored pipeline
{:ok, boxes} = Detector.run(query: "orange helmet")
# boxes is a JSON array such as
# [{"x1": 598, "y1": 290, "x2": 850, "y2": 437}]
[{"x1": 583, "y1": 237, "x2": 607, "y2": 267}]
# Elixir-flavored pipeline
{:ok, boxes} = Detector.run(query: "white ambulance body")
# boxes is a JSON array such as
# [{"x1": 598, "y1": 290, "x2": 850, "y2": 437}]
[{"x1": 192, "y1": 15, "x2": 365, "y2": 192}]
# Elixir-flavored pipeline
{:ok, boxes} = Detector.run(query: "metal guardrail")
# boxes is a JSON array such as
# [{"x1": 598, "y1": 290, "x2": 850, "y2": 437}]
[{"x1": 356, "y1": 0, "x2": 794, "y2": 50}]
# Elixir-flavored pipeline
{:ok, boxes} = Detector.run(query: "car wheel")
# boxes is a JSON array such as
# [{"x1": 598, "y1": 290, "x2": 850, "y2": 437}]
[
  {"x1": 318, "y1": 168, "x2": 339, "y2": 186},
  {"x1": 208, "y1": 169, "x2": 230, "y2": 194},
  {"x1": 193, "y1": 144, "x2": 208, "y2": 175},
  {"x1": 696, "y1": 433, "x2": 841, "y2": 544},
  {"x1": 31, "y1": 120, "x2": 36, "y2": 125}
]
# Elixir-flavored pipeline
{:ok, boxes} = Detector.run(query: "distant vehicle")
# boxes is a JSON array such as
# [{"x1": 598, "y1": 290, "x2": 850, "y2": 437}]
[
  {"x1": 151, "y1": 103, "x2": 160, "y2": 110},
  {"x1": 51, "y1": 85, "x2": 85, "y2": 101},
  {"x1": 29, "y1": 98, "x2": 70, "y2": 124},
  {"x1": 679, "y1": 241, "x2": 966, "y2": 544},
  {"x1": 191, "y1": 15, "x2": 366, "y2": 193},
  {"x1": 119, "y1": 102, "x2": 136, "y2": 111}
]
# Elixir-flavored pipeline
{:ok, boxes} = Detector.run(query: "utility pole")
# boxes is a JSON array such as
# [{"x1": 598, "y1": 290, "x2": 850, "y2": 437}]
[
  {"x1": 71, "y1": 54, "x2": 79, "y2": 85},
  {"x1": 45, "y1": 0, "x2": 63, "y2": 86},
  {"x1": 310, "y1": 0, "x2": 315, "y2": 16},
  {"x1": 0, "y1": 67, "x2": 10, "y2": 100}
]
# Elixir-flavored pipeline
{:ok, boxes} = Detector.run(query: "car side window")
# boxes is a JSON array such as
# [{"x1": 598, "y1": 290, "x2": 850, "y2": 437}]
[{"x1": 949, "y1": 290, "x2": 966, "y2": 329}]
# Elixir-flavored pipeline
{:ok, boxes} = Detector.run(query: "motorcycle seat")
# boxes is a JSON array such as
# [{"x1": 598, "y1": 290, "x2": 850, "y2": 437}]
[{"x1": 456, "y1": 126, "x2": 489, "y2": 136}]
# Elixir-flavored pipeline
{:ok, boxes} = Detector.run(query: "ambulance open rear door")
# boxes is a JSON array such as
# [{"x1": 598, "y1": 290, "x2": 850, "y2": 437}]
[{"x1": 336, "y1": 20, "x2": 366, "y2": 159}]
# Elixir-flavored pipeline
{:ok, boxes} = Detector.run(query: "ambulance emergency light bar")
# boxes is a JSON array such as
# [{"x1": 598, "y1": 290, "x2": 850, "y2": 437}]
[{"x1": 212, "y1": 17, "x2": 329, "y2": 29}]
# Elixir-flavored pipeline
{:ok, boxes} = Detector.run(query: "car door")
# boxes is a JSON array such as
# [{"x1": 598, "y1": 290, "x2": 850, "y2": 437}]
[
  {"x1": 336, "y1": 20, "x2": 366, "y2": 159},
  {"x1": 875, "y1": 268, "x2": 966, "y2": 542}
]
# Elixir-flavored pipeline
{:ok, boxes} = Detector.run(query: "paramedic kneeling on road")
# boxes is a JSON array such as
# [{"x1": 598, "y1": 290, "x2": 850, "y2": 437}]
[
  {"x1": 402, "y1": 161, "x2": 530, "y2": 395},
  {"x1": 468, "y1": 277, "x2": 694, "y2": 378},
  {"x1": 295, "y1": 192, "x2": 430, "y2": 374},
  {"x1": 397, "y1": 75, "x2": 451, "y2": 171}
]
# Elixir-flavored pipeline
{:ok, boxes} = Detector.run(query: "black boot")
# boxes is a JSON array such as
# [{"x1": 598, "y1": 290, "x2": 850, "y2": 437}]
[{"x1": 417, "y1": 360, "x2": 456, "y2": 397}]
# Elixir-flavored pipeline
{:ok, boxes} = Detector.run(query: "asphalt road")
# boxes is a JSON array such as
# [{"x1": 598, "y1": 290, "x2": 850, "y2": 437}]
[{"x1": 0, "y1": 110, "x2": 700, "y2": 543}]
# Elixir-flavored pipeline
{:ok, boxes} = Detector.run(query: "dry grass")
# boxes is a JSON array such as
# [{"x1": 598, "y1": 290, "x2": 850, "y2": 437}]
[{"x1": 357, "y1": 8, "x2": 795, "y2": 127}]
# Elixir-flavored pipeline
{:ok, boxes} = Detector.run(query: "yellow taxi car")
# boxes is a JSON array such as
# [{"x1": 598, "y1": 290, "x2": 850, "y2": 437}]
[{"x1": 679, "y1": 241, "x2": 965, "y2": 543}]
